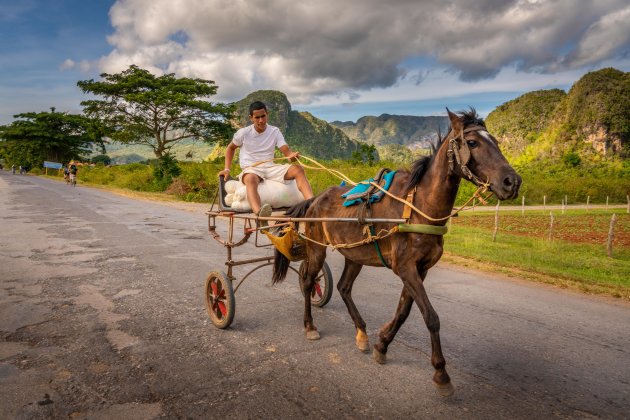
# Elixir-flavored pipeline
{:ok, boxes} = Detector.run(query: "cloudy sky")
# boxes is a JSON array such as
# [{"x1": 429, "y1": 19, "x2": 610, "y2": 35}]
[{"x1": 1, "y1": 0, "x2": 629, "y2": 125}]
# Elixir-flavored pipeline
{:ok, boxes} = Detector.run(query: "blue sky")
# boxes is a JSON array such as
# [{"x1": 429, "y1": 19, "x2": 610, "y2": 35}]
[{"x1": 1, "y1": 0, "x2": 628, "y2": 125}]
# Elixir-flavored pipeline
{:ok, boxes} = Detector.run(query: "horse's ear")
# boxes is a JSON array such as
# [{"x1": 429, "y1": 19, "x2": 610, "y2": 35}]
[
  {"x1": 447, "y1": 108, "x2": 470, "y2": 164},
  {"x1": 446, "y1": 108, "x2": 463, "y2": 132}
]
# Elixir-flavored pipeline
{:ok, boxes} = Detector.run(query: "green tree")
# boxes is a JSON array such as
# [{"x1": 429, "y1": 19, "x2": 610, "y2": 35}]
[
  {"x1": 77, "y1": 65, "x2": 235, "y2": 159},
  {"x1": 563, "y1": 151, "x2": 581, "y2": 167},
  {"x1": 91, "y1": 154, "x2": 112, "y2": 166},
  {"x1": 0, "y1": 108, "x2": 105, "y2": 169},
  {"x1": 351, "y1": 143, "x2": 379, "y2": 165}
]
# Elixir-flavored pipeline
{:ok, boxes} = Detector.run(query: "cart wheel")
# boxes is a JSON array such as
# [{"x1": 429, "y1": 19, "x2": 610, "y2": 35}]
[
  {"x1": 299, "y1": 261, "x2": 333, "y2": 307},
  {"x1": 205, "y1": 271, "x2": 235, "y2": 329}
]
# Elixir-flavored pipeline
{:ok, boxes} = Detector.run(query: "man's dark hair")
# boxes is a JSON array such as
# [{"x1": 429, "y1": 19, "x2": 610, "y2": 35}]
[{"x1": 249, "y1": 101, "x2": 267, "y2": 116}]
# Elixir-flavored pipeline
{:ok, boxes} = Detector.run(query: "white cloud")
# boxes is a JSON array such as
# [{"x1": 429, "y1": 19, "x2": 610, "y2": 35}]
[
  {"x1": 561, "y1": 5, "x2": 630, "y2": 68},
  {"x1": 60, "y1": 59, "x2": 75, "y2": 70},
  {"x1": 96, "y1": 0, "x2": 630, "y2": 104}
]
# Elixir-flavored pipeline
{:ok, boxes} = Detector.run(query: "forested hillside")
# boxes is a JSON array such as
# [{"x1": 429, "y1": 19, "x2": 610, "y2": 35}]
[
  {"x1": 485, "y1": 89, "x2": 566, "y2": 159},
  {"x1": 331, "y1": 114, "x2": 448, "y2": 149},
  {"x1": 486, "y1": 68, "x2": 629, "y2": 163}
]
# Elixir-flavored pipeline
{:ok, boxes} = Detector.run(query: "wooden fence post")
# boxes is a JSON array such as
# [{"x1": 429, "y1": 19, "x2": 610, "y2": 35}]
[
  {"x1": 543, "y1": 195, "x2": 546, "y2": 210},
  {"x1": 586, "y1": 196, "x2": 590, "y2": 212},
  {"x1": 562, "y1": 197, "x2": 566, "y2": 215},
  {"x1": 627, "y1": 195, "x2": 629, "y2": 214},
  {"x1": 607, "y1": 214, "x2": 617, "y2": 258},
  {"x1": 606, "y1": 196, "x2": 609, "y2": 209},
  {"x1": 521, "y1": 195, "x2": 525, "y2": 216},
  {"x1": 548, "y1": 212, "x2": 554, "y2": 241},
  {"x1": 492, "y1": 200, "x2": 500, "y2": 242}
]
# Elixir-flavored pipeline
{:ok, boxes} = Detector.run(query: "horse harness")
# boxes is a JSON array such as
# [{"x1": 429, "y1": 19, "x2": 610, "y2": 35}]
[
  {"x1": 447, "y1": 125, "x2": 494, "y2": 187},
  {"x1": 360, "y1": 124, "x2": 491, "y2": 268}
]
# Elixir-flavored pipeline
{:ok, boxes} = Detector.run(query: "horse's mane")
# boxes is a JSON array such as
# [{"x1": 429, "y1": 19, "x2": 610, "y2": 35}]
[
  {"x1": 403, "y1": 108, "x2": 484, "y2": 192},
  {"x1": 458, "y1": 107, "x2": 485, "y2": 128}
]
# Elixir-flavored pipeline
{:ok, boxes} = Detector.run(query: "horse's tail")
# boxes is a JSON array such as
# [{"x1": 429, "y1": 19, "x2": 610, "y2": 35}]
[{"x1": 272, "y1": 197, "x2": 317, "y2": 284}]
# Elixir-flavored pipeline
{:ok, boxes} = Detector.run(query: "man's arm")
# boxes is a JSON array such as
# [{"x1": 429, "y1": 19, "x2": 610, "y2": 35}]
[
  {"x1": 218, "y1": 142, "x2": 238, "y2": 179},
  {"x1": 279, "y1": 145, "x2": 299, "y2": 162}
]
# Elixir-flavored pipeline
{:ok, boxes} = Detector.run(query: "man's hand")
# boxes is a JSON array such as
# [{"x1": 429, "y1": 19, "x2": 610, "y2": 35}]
[
  {"x1": 218, "y1": 169, "x2": 230, "y2": 180},
  {"x1": 288, "y1": 151, "x2": 300, "y2": 162}
]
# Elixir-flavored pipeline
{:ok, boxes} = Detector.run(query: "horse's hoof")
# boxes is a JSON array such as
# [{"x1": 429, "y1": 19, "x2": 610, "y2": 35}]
[
  {"x1": 355, "y1": 330, "x2": 369, "y2": 353},
  {"x1": 433, "y1": 381, "x2": 455, "y2": 397},
  {"x1": 306, "y1": 330, "x2": 320, "y2": 340},
  {"x1": 372, "y1": 348, "x2": 386, "y2": 364},
  {"x1": 356, "y1": 339, "x2": 370, "y2": 353}
]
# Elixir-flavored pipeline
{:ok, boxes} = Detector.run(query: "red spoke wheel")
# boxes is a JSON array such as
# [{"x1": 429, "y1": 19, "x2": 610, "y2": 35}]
[
  {"x1": 299, "y1": 261, "x2": 333, "y2": 307},
  {"x1": 205, "y1": 271, "x2": 235, "y2": 329}
]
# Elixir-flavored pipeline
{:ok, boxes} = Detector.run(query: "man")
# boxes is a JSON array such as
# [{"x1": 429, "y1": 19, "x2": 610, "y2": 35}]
[
  {"x1": 218, "y1": 101, "x2": 313, "y2": 220},
  {"x1": 69, "y1": 163, "x2": 78, "y2": 185}
]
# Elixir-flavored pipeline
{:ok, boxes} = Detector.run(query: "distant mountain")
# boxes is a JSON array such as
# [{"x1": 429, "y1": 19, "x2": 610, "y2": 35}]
[
  {"x1": 486, "y1": 68, "x2": 629, "y2": 162},
  {"x1": 234, "y1": 90, "x2": 361, "y2": 160},
  {"x1": 330, "y1": 114, "x2": 449, "y2": 149},
  {"x1": 104, "y1": 68, "x2": 628, "y2": 166}
]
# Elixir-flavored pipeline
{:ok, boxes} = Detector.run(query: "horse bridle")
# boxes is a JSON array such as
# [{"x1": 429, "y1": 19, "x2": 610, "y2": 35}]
[{"x1": 446, "y1": 125, "x2": 492, "y2": 188}]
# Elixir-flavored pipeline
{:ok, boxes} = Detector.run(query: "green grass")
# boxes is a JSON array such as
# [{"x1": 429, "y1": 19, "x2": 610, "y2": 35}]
[{"x1": 443, "y1": 224, "x2": 630, "y2": 298}]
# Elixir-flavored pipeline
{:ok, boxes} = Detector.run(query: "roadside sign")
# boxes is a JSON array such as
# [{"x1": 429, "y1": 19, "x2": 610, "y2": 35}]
[{"x1": 43, "y1": 161, "x2": 63, "y2": 169}]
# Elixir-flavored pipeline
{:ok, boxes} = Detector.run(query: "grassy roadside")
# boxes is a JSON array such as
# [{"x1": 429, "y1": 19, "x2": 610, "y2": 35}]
[
  {"x1": 442, "y1": 222, "x2": 630, "y2": 300},
  {"x1": 439, "y1": 254, "x2": 630, "y2": 300}
]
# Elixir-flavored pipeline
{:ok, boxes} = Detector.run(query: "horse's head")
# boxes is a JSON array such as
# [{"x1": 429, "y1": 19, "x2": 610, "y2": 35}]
[{"x1": 446, "y1": 109, "x2": 521, "y2": 200}]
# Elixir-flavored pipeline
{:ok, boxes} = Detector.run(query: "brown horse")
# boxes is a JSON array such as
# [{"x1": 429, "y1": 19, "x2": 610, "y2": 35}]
[{"x1": 273, "y1": 109, "x2": 521, "y2": 395}]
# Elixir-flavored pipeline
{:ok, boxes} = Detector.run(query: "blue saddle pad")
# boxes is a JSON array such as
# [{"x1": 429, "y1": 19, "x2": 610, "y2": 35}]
[{"x1": 341, "y1": 170, "x2": 397, "y2": 207}]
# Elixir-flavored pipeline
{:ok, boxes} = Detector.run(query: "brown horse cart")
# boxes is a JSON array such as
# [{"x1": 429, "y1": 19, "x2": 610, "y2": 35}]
[
  {"x1": 206, "y1": 110, "x2": 522, "y2": 395},
  {"x1": 205, "y1": 175, "x2": 335, "y2": 329},
  {"x1": 204, "y1": 208, "x2": 335, "y2": 329}
]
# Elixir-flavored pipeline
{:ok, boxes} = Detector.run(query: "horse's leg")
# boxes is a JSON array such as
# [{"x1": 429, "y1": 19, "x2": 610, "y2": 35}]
[
  {"x1": 302, "y1": 245, "x2": 326, "y2": 340},
  {"x1": 391, "y1": 266, "x2": 453, "y2": 396},
  {"x1": 373, "y1": 287, "x2": 414, "y2": 364},
  {"x1": 336, "y1": 259, "x2": 368, "y2": 351}
]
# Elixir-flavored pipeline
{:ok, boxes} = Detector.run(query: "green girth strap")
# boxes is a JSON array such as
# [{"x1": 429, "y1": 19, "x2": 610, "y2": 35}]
[
  {"x1": 369, "y1": 225, "x2": 391, "y2": 268},
  {"x1": 369, "y1": 223, "x2": 447, "y2": 269},
  {"x1": 397, "y1": 224, "x2": 448, "y2": 235}
]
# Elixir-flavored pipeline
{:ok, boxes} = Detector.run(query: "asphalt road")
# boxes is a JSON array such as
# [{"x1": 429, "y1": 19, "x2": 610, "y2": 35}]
[{"x1": 1, "y1": 171, "x2": 629, "y2": 419}]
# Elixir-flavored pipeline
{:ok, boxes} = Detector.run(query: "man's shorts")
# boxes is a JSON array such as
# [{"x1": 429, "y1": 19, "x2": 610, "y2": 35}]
[{"x1": 239, "y1": 164, "x2": 292, "y2": 184}]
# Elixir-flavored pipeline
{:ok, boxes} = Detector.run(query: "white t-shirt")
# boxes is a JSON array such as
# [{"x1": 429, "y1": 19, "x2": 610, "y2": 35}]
[{"x1": 232, "y1": 124, "x2": 287, "y2": 168}]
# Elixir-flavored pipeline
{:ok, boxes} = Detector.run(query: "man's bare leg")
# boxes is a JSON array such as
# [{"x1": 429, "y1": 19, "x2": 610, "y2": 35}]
[
  {"x1": 242, "y1": 173, "x2": 262, "y2": 213},
  {"x1": 285, "y1": 165, "x2": 313, "y2": 199}
]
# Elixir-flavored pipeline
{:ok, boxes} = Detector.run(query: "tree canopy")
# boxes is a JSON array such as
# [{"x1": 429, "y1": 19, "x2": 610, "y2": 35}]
[
  {"x1": 0, "y1": 109, "x2": 105, "y2": 169},
  {"x1": 77, "y1": 65, "x2": 235, "y2": 158}
]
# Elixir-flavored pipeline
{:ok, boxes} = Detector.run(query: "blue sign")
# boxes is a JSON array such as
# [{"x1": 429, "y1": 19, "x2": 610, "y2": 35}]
[{"x1": 43, "y1": 161, "x2": 63, "y2": 169}]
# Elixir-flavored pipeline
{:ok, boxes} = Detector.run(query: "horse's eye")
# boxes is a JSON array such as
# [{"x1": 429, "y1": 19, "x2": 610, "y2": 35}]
[{"x1": 467, "y1": 140, "x2": 478, "y2": 148}]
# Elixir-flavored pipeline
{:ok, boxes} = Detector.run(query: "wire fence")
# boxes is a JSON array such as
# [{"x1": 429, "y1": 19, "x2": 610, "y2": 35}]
[{"x1": 456, "y1": 194, "x2": 630, "y2": 258}]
